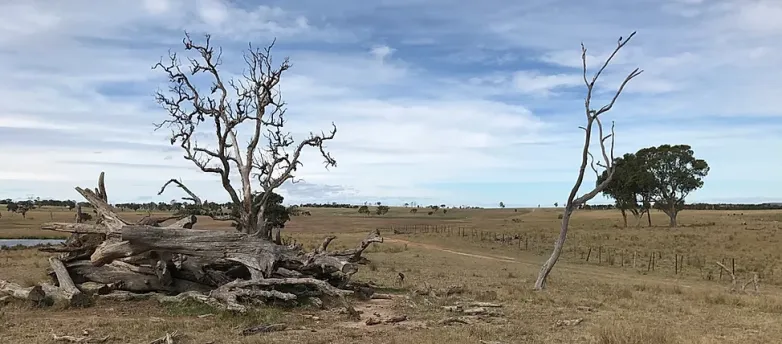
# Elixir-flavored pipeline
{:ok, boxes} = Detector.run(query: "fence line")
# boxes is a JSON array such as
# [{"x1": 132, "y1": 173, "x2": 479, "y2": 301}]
[{"x1": 378, "y1": 224, "x2": 766, "y2": 286}]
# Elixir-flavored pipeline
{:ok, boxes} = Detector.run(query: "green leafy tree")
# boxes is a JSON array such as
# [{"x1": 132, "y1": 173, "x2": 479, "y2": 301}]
[
  {"x1": 499, "y1": 202, "x2": 505, "y2": 208},
  {"x1": 358, "y1": 205, "x2": 371, "y2": 215},
  {"x1": 637, "y1": 144, "x2": 709, "y2": 227},
  {"x1": 375, "y1": 205, "x2": 390, "y2": 215},
  {"x1": 597, "y1": 153, "x2": 655, "y2": 227}
]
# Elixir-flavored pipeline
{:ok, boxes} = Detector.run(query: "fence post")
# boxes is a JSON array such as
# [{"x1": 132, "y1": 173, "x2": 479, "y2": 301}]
[
  {"x1": 732, "y1": 258, "x2": 735, "y2": 276},
  {"x1": 675, "y1": 254, "x2": 678, "y2": 274},
  {"x1": 597, "y1": 246, "x2": 603, "y2": 265}
]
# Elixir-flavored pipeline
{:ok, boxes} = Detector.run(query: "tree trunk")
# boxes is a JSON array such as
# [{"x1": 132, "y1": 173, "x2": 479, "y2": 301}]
[
  {"x1": 273, "y1": 228, "x2": 281, "y2": 245},
  {"x1": 620, "y1": 209, "x2": 627, "y2": 228},
  {"x1": 534, "y1": 206, "x2": 574, "y2": 290},
  {"x1": 667, "y1": 209, "x2": 678, "y2": 227},
  {"x1": 647, "y1": 209, "x2": 652, "y2": 226}
]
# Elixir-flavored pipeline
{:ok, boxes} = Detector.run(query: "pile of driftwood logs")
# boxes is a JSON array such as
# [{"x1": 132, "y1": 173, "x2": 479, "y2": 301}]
[{"x1": 1, "y1": 173, "x2": 383, "y2": 312}]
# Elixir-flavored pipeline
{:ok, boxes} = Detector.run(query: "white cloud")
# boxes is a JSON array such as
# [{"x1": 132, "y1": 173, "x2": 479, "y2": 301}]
[
  {"x1": 370, "y1": 45, "x2": 394, "y2": 62},
  {"x1": 0, "y1": 0, "x2": 780, "y2": 206},
  {"x1": 511, "y1": 71, "x2": 582, "y2": 96}
]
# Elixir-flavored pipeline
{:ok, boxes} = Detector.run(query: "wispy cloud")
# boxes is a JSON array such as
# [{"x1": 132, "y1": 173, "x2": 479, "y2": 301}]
[{"x1": 0, "y1": 0, "x2": 780, "y2": 206}]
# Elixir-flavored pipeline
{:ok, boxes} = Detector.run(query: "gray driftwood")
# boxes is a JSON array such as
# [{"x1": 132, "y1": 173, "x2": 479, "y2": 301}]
[{"x1": 33, "y1": 172, "x2": 383, "y2": 311}]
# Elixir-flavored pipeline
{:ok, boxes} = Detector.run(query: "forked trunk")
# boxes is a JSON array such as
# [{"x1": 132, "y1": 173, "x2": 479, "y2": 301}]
[
  {"x1": 632, "y1": 210, "x2": 644, "y2": 228},
  {"x1": 534, "y1": 207, "x2": 574, "y2": 290}
]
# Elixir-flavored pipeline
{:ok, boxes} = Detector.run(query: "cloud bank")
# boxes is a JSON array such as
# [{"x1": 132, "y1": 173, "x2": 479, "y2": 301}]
[{"x1": 1, "y1": 0, "x2": 781, "y2": 207}]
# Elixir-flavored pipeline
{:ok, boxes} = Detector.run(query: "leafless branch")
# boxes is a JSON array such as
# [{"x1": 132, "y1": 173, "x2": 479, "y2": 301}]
[
  {"x1": 158, "y1": 179, "x2": 202, "y2": 205},
  {"x1": 152, "y1": 32, "x2": 336, "y2": 239}
]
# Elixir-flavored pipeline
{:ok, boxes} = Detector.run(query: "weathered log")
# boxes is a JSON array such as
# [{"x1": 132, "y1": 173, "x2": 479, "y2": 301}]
[
  {"x1": 41, "y1": 222, "x2": 106, "y2": 234},
  {"x1": 169, "y1": 256, "x2": 239, "y2": 287},
  {"x1": 208, "y1": 278, "x2": 354, "y2": 313},
  {"x1": 164, "y1": 214, "x2": 197, "y2": 229},
  {"x1": 41, "y1": 283, "x2": 91, "y2": 307},
  {"x1": 316, "y1": 236, "x2": 337, "y2": 254},
  {"x1": 35, "y1": 172, "x2": 382, "y2": 313},
  {"x1": 49, "y1": 257, "x2": 91, "y2": 307},
  {"x1": 137, "y1": 215, "x2": 179, "y2": 227},
  {"x1": 0, "y1": 280, "x2": 45, "y2": 304},
  {"x1": 74, "y1": 187, "x2": 126, "y2": 232},
  {"x1": 77, "y1": 282, "x2": 118, "y2": 296},
  {"x1": 91, "y1": 226, "x2": 360, "y2": 279},
  {"x1": 66, "y1": 260, "x2": 211, "y2": 294}
]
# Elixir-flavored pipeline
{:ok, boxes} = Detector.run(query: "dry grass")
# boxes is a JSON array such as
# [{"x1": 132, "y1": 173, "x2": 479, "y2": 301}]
[{"x1": 2, "y1": 206, "x2": 782, "y2": 343}]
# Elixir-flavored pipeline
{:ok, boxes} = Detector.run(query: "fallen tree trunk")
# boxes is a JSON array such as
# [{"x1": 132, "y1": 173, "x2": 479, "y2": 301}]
[
  {"x1": 41, "y1": 283, "x2": 91, "y2": 308},
  {"x1": 65, "y1": 260, "x2": 211, "y2": 294},
  {"x1": 92, "y1": 226, "x2": 359, "y2": 280},
  {"x1": 48, "y1": 257, "x2": 91, "y2": 307},
  {"x1": 30, "y1": 172, "x2": 383, "y2": 312},
  {"x1": 0, "y1": 280, "x2": 45, "y2": 304}
]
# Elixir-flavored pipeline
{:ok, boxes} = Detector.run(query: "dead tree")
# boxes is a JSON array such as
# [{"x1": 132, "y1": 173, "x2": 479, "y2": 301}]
[
  {"x1": 534, "y1": 32, "x2": 643, "y2": 290},
  {"x1": 26, "y1": 172, "x2": 383, "y2": 312},
  {"x1": 153, "y1": 33, "x2": 336, "y2": 244}
]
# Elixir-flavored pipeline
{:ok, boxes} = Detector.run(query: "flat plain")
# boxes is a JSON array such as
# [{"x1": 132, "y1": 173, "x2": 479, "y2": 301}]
[{"x1": 2, "y1": 206, "x2": 782, "y2": 343}]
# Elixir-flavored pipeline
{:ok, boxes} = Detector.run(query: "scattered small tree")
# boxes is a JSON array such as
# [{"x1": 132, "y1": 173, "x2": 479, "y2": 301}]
[
  {"x1": 535, "y1": 31, "x2": 643, "y2": 290},
  {"x1": 554, "y1": 202, "x2": 559, "y2": 207},
  {"x1": 499, "y1": 202, "x2": 505, "y2": 208},
  {"x1": 153, "y1": 33, "x2": 336, "y2": 244},
  {"x1": 638, "y1": 144, "x2": 709, "y2": 227},
  {"x1": 410, "y1": 208, "x2": 418, "y2": 214},
  {"x1": 358, "y1": 205, "x2": 371, "y2": 215},
  {"x1": 375, "y1": 205, "x2": 390, "y2": 215}
]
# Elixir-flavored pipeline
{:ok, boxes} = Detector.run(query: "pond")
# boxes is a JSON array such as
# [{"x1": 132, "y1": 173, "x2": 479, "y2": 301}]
[{"x1": 0, "y1": 239, "x2": 65, "y2": 249}]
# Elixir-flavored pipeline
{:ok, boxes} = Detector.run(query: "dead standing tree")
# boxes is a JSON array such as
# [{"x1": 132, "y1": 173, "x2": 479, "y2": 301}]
[
  {"x1": 534, "y1": 32, "x2": 643, "y2": 290},
  {"x1": 153, "y1": 32, "x2": 336, "y2": 244}
]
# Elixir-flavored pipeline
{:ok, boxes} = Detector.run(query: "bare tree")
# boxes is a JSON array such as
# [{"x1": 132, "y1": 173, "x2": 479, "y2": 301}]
[
  {"x1": 153, "y1": 33, "x2": 336, "y2": 243},
  {"x1": 534, "y1": 32, "x2": 643, "y2": 290}
]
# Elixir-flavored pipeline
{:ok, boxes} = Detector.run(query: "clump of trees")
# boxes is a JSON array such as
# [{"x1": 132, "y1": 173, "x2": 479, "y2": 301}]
[
  {"x1": 598, "y1": 144, "x2": 709, "y2": 227},
  {"x1": 356, "y1": 204, "x2": 390, "y2": 216}
]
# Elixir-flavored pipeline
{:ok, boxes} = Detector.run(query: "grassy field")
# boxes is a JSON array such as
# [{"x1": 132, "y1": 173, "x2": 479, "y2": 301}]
[{"x1": 2, "y1": 206, "x2": 782, "y2": 343}]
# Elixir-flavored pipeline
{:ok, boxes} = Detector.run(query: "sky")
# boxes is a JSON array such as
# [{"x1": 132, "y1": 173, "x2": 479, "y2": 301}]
[{"x1": 1, "y1": 0, "x2": 781, "y2": 208}]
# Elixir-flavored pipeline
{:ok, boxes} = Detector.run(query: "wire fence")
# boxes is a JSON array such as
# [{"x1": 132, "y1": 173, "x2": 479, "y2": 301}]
[{"x1": 378, "y1": 224, "x2": 774, "y2": 287}]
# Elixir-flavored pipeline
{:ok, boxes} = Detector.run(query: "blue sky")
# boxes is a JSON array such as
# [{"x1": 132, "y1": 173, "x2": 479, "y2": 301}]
[{"x1": 1, "y1": 0, "x2": 781, "y2": 207}]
